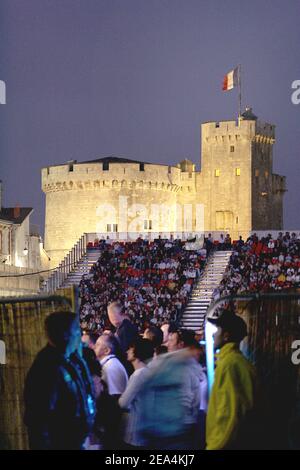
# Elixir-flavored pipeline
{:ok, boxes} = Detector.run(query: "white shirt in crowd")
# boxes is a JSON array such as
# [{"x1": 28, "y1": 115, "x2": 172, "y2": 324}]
[
  {"x1": 119, "y1": 366, "x2": 149, "y2": 447},
  {"x1": 100, "y1": 354, "x2": 128, "y2": 395}
]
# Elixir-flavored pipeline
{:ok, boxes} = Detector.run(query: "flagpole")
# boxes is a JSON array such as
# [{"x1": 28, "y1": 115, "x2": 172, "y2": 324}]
[{"x1": 238, "y1": 64, "x2": 242, "y2": 118}]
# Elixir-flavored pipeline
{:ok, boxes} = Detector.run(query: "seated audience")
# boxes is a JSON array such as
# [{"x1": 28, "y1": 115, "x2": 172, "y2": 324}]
[
  {"x1": 80, "y1": 238, "x2": 206, "y2": 333},
  {"x1": 213, "y1": 232, "x2": 300, "y2": 301}
]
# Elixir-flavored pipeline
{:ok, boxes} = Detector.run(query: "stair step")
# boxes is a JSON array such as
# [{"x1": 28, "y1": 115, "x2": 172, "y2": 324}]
[
  {"x1": 183, "y1": 311, "x2": 207, "y2": 314},
  {"x1": 182, "y1": 318, "x2": 205, "y2": 321},
  {"x1": 187, "y1": 304, "x2": 209, "y2": 308},
  {"x1": 183, "y1": 316, "x2": 206, "y2": 320},
  {"x1": 181, "y1": 249, "x2": 231, "y2": 331}
]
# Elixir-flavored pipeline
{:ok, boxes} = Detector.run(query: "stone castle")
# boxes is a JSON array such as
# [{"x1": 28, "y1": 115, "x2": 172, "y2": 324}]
[{"x1": 42, "y1": 108, "x2": 286, "y2": 268}]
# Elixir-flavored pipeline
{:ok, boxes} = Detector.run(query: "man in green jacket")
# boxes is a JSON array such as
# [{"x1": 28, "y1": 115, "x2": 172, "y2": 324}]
[{"x1": 206, "y1": 310, "x2": 262, "y2": 450}]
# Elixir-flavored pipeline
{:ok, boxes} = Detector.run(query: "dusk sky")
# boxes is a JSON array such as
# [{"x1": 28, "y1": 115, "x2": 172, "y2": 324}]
[{"x1": 0, "y1": 0, "x2": 299, "y2": 233}]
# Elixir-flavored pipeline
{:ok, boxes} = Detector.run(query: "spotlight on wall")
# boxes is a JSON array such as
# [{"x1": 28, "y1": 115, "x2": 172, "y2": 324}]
[{"x1": 23, "y1": 247, "x2": 28, "y2": 256}]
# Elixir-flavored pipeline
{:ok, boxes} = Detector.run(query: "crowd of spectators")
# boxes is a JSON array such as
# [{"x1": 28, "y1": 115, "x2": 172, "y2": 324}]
[
  {"x1": 213, "y1": 231, "x2": 300, "y2": 300},
  {"x1": 80, "y1": 237, "x2": 207, "y2": 333},
  {"x1": 25, "y1": 233, "x2": 298, "y2": 450},
  {"x1": 80, "y1": 231, "x2": 300, "y2": 332},
  {"x1": 25, "y1": 305, "x2": 262, "y2": 451}
]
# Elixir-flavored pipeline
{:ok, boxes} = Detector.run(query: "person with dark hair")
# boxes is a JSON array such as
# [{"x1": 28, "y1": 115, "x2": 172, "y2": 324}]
[
  {"x1": 155, "y1": 344, "x2": 168, "y2": 356},
  {"x1": 81, "y1": 330, "x2": 100, "y2": 377},
  {"x1": 143, "y1": 325, "x2": 163, "y2": 355},
  {"x1": 166, "y1": 328, "x2": 206, "y2": 448},
  {"x1": 24, "y1": 311, "x2": 96, "y2": 450},
  {"x1": 82, "y1": 331, "x2": 99, "y2": 349},
  {"x1": 119, "y1": 338, "x2": 154, "y2": 449},
  {"x1": 188, "y1": 339, "x2": 208, "y2": 449},
  {"x1": 167, "y1": 328, "x2": 196, "y2": 352},
  {"x1": 206, "y1": 309, "x2": 260, "y2": 450}
]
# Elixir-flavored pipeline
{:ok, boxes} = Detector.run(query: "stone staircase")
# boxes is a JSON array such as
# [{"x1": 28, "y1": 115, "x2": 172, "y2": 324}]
[
  {"x1": 61, "y1": 249, "x2": 101, "y2": 288},
  {"x1": 181, "y1": 250, "x2": 232, "y2": 332}
]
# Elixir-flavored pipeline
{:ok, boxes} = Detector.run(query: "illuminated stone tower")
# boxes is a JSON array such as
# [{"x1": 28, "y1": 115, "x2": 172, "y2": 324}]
[
  {"x1": 42, "y1": 109, "x2": 286, "y2": 268},
  {"x1": 198, "y1": 107, "x2": 286, "y2": 239}
]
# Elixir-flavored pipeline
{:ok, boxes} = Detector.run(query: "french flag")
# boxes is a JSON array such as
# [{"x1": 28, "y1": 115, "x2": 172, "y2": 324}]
[{"x1": 222, "y1": 67, "x2": 239, "y2": 91}]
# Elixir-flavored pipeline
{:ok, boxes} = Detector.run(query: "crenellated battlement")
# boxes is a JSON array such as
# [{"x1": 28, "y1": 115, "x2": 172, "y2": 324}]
[
  {"x1": 42, "y1": 178, "x2": 193, "y2": 194},
  {"x1": 202, "y1": 116, "x2": 275, "y2": 143},
  {"x1": 42, "y1": 160, "x2": 197, "y2": 195}
]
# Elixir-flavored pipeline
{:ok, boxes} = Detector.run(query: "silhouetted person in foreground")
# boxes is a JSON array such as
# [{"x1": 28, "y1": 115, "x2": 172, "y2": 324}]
[
  {"x1": 206, "y1": 310, "x2": 263, "y2": 450},
  {"x1": 24, "y1": 311, "x2": 96, "y2": 450}
]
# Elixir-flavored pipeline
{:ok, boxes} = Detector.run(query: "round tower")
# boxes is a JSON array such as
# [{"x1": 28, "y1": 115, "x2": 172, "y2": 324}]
[{"x1": 42, "y1": 156, "x2": 196, "y2": 267}]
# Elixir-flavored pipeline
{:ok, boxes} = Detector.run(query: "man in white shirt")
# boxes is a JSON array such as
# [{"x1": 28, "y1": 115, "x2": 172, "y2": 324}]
[
  {"x1": 94, "y1": 334, "x2": 128, "y2": 395},
  {"x1": 119, "y1": 338, "x2": 154, "y2": 449},
  {"x1": 94, "y1": 333, "x2": 128, "y2": 449}
]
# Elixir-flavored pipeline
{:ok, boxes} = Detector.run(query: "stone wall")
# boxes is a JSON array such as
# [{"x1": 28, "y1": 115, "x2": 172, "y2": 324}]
[
  {"x1": 42, "y1": 116, "x2": 285, "y2": 268},
  {"x1": 42, "y1": 161, "x2": 198, "y2": 267},
  {"x1": 0, "y1": 265, "x2": 40, "y2": 296}
]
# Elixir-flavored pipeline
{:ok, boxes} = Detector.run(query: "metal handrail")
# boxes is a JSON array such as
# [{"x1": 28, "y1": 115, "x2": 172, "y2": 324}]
[{"x1": 41, "y1": 234, "x2": 87, "y2": 293}]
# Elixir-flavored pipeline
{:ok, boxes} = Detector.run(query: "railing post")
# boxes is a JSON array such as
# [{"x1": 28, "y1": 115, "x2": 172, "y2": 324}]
[
  {"x1": 67, "y1": 253, "x2": 70, "y2": 275},
  {"x1": 58, "y1": 264, "x2": 61, "y2": 288},
  {"x1": 74, "y1": 243, "x2": 78, "y2": 265},
  {"x1": 60, "y1": 263, "x2": 63, "y2": 288}
]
